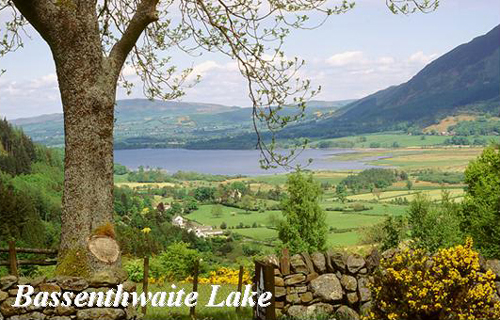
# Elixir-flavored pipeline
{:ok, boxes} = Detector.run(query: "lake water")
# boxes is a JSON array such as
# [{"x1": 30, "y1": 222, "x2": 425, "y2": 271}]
[{"x1": 114, "y1": 148, "x2": 379, "y2": 176}]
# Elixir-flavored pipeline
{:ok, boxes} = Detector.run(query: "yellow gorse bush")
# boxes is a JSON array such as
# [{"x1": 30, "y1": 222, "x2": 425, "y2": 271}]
[
  {"x1": 366, "y1": 238, "x2": 500, "y2": 320},
  {"x1": 184, "y1": 267, "x2": 252, "y2": 285}
]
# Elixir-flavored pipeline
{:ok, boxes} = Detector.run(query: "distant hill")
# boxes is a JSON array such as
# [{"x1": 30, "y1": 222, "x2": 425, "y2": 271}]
[
  {"x1": 11, "y1": 99, "x2": 349, "y2": 149},
  {"x1": 280, "y1": 24, "x2": 500, "y2": 139}
]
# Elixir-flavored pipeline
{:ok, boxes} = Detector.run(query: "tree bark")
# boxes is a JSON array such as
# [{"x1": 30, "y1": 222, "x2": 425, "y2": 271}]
[
  {"x1": 11, "y1": 1, "x2": 121, "y2": 275},
  {"x1": 53, "y1": 14, "x2": 121, "y2": 275},
  {"x1": 11, "y1": 0, "x2": 159, "y2": 275}
]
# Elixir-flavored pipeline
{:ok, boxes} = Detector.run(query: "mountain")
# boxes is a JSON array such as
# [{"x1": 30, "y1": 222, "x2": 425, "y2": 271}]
[
  {"x1": 10, "y1": 99, "x2": 350, "y2": 149},
  {"x1": 280, "y1": 25, "x2": 500, "y2": 139}
]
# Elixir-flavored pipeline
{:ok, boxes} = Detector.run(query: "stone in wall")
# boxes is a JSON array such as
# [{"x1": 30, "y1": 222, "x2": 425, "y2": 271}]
[
  {"x1": 271, "y1": 248, "x2": 500, "y2": 320},
  {"x1": 0, "y1": 271, "x2": 138, "y2": 320},
  {"x1": 271, "y1": 250, "x2": 378, "y2": 319}
]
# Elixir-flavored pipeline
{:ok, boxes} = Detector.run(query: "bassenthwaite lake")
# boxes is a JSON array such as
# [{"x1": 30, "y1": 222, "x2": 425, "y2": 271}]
[{"x1": 114, "y1": 148, "x2": 381, "y2": 176}]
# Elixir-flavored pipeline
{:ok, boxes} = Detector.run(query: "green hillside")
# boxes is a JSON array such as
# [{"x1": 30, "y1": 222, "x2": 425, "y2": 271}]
[
  {"x1": 279, "y1": 25, "x2": 500, "y2": 139},
  {"x1": 13, "y1": 99, "x2": 348, "y2": 149}
]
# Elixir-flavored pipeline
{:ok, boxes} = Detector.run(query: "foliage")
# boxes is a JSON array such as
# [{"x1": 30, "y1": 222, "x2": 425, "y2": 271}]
[
  {"x1": 114, "y1": 163, "x2": 129, "y2": 175},
  {"x1": 240, "y1": 195, "x2": 255, "y2": 212},
  {"x1": 124, "y1": 258, "x2": 145, "y2": 282},
  {"x1": 368, "y1": 239, "x2": 500, "y2": 320},
  {"x1": 450, "y1": 118, "x2": 500, "y2": 136},
  {"x1": 156, "y1": 242, "x2": 200, "y2": 281},
  {"x1": 340, "y1": 168, "x2": 402, "y2": 192},
  {"x1": 193, "y1": 186, "x2": 217, "y2": 203},
  {"x1": 416, "y1": 170, "x2": 464, "y2": 184},
  {"x1": 127, "y1": 166, "x2": 173, "y2": 183},
  {"x1": 278, "y1": 171, "x2": 327, "y2": 253},
  {"x1": 211, "y1": 204, "x2": 223, "y2": 218},
  {"x1": 184, "y1": 267, "x2": 251, "y2": 285},
  {"x1": 407, "y1": 193, "x2": 463, "y2": 253},
  {"x1": 460, "y1": 145, "x2": 500, "y2": 258},
  {"x1": 380, "y1": 216, "x2": 407, "y2": 251},
  {"x1": 172, "y1": 171, "x2": 236, "y2": 182},
  {"x1": 242, "y1": 244, "x2": 261, "y2": 257},
  {"x1": 317, "y1": 140, "x2": 355, "y2": 149},
  {"x1": 0, "y1": 119, "x2": 37, "y2": 175},
  {"x1": 335, "y1": 184, "x2": 347, "y2": 203}
]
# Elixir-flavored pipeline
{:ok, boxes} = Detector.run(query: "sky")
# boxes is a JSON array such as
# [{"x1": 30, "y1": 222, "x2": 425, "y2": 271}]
[{"x1": 0, "y1": 0, "x2": 499, "y2": 120}]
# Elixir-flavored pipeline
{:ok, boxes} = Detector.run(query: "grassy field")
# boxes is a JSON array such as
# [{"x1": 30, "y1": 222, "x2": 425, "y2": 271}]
[
  {"x1": 116, "y1": 181, "x2": 177, "y2": 188},
  {"x1": 187, "y1": 205, "x2": 279, "y2": 228},
  {"x1": 187, "y1": 199, "x2": 407, "y2": 247},
  {"x1": 347, "y1": 188, "x2": 465, "y2": 202},
  {"x1": 331, "y1": 147, "x2": 485, "y2": 171},
  {"x1": 247, "y1": 171, "x2": 350, "y2": 187},
  {"x1": 140, "y1": 283, "x2": 253, "y2": 320},
  {"x1": 315, "y1": 133, "x2": 497, "y2": 149},
  {"x1": 315, "y1": 133, "x2": 449, "y2": 148}
]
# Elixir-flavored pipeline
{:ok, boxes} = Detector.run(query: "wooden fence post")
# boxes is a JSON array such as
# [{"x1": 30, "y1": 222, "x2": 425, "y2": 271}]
[
  {"x1": 142, "y1": 256, "x2": 150, "y2": 316},
  {"x1": 254, "y1": 261, "x2": 276, "y2": 320},
  {"x1": 8, "y1": 240, "x2": 18, "y2": 277},
  {"x1": 280, "y1": 247, "x2": 290, "y2": 276},
  {"x1": 236, "y1": 265, "x2": 244, "y2": 314},
  {"x1": 190, "y1": 259, "x2": 199, "y2": 319}
]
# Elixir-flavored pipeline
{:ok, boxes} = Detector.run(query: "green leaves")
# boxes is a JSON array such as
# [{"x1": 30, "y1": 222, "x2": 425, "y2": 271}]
[
  {"x1": 278, "y1": 170, "x2": 327, "y2": 253},
  {"x1": 461, "y1": 145, "x2": 500, "y2": 258}
]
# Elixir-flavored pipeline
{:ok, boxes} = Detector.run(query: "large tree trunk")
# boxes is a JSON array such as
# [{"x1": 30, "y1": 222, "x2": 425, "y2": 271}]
[
  {"x1": 57, "y1": 78, "x2": 120, "y2": 275},
  {"x1": 11, "y1": 1, "x2": 158, "y2": 276},
  {"x1": 40, "y1": 6, "x2": 122, "y2": 276},
  {"x1": 55, "y1": 49, "x2": 121, "y2": 276}
]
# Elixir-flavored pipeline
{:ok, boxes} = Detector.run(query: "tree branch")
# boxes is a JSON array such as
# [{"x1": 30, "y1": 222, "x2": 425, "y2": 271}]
[
  {"x1": 11, "y1": 0, "x2": 59, "y2": 43},
  {"x1": 109, "y1": 0, "x2": 159, "y2": 74}
]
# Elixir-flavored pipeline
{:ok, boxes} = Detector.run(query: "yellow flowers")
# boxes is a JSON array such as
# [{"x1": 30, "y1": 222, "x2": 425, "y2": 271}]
[
  {"x1": 184, "y1": 267, "x2": 251, "y2": 285},
  {"x1": 366, "y1": 238, "x2": 500, "y2": 320},
  {"x1": 141, "y1": 227, "x2": 152, "y2": 234}
]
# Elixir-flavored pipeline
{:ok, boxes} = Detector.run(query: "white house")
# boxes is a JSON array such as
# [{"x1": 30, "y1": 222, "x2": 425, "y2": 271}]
[
  {"x1": 173, "y1": 215, "x2": 224, "y2": 238},
  {"x1": 172, "y1": 215, "x2": 186, "y2": 228}
]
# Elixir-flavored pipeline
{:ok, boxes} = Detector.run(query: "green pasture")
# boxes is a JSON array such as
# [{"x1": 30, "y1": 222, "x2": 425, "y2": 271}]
[
  {"x1": 330, "y1": 147, "x2": 484, "y2": 171},
  {"x1": 187, "y1": 205, "x2": 277, "y2": 228},
  {"x1": 315, "y1": 133, "x2": 495, "y2": 149},
  {"x1": 249, "y1": 171, "x2": 349, "y2": 186},
  {"x1": 187, "y1": 200, "x2": 407, "y2": 247},
  {"x1": 347, "y1": 188, "x2": 464, "y2": 202},
  {"x1": 232, "y1": 227, "x2": 278, "y2": 241},
  {"x1": 315, "y1": 133, "x2": 449, "y2": 148},
  {"x1": 327, "y1": 231, "x2": 360, "y2": 247},
  {"x1": 142, "y1": 283, "x2": 252, "y2": 320}
]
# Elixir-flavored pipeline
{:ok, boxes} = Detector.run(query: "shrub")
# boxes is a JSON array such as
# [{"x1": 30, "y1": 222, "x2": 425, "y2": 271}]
[
  {"x1": 124, "y1": 259, "x2": 144, "y2": 282},
  {"x1": 350, "y1": 203, "x2": 372, "y2": 212},
  {"x1": 407, "y1": 193, "x2": 463, "y2": 253},
  {"x1": 367, "y1": 239, "x2": 500, "y2": 320},
  {"x1": 460, "y1": 145, "x2": 500, "y2": 258},
  {"x1": 185, "y1": 267, "x2": 251, "y2": 285},
  {"x1": 242, "y1": 244, "x2": 261, "y2": 257},
  {"x1": 380, "y1": 216, "x2": 407, "y2": 251},
  {"x1": 340, "y1": 168, "x2": 397, "y2": 192},
  {"x1": 278, "y1": 171, "x2": 327, "y2": 253},
  {"x1": 156, "y1": 242, "x2": 200, "y2": 280}
]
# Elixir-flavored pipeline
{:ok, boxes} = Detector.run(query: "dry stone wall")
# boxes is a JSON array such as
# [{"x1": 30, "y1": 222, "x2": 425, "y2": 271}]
[
  {"x1": 267, "y1": 250, "x2": 500, "y2": 320},
  {"x1": 268, "y1": 250, "x2": 381, "y2": 320},
  {"x1": 0, "y1": 271, "x2": 138, "y2": 320}
]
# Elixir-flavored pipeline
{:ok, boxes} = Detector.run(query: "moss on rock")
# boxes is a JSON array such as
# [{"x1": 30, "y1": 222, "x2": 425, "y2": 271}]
[{"x1": 56, "y1": 247, "x2": 91, "y2": 278}]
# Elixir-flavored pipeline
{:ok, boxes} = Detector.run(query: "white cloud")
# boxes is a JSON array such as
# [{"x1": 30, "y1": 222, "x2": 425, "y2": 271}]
[
  {"x1": 29, "y1": 73, "x2": 58, "y2": 89},
  {"x1": 1, "y1": 49, "x2": 441, "y2": 119},
  {"x1": 409, "y1": 51, "x2": 438, "y2": 65},
  {"x1": 378, "y1": 56, "x2": 396, "y2": 65},
  {"x1": 0, "y1": 73, "x2": 62, "y2": 119},
  {"x1": 326, "y1": 51, "x2": 365, "y2": 66}
]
